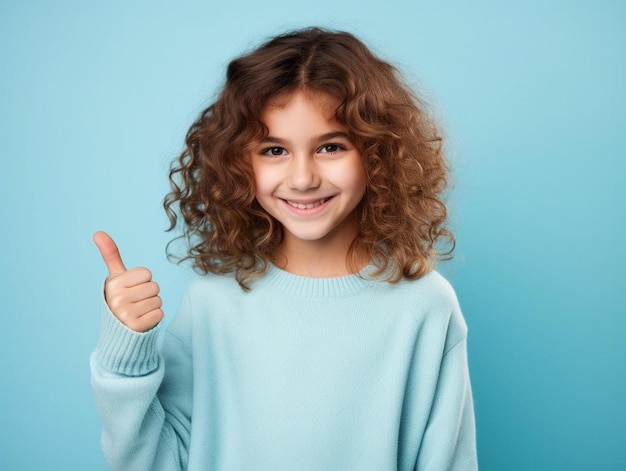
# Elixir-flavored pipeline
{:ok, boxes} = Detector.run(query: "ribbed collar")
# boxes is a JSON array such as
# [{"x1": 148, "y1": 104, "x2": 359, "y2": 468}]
[{"x1": 260, "y1": 262, "x2": 382, "y2": 298}]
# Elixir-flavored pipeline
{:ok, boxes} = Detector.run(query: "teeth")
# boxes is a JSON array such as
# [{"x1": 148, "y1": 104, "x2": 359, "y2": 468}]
[{"x1": 286, "y1": 198, "x2": 328, "y2": 210}]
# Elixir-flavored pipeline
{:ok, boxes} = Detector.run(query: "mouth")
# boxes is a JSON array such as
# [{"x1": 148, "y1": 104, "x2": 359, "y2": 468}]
[{"x1": 283, "y1": 197, "x2": 333, "y2": 210}]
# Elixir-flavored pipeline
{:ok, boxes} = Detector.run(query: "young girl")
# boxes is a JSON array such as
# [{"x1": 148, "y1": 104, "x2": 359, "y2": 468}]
[{"x1": 91, "y1": 27, "x2": 477, "y2": 470}]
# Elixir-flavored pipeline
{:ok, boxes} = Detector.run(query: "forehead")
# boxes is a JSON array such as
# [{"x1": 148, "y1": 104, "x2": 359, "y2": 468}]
[{"x1": 263, "y1": 90, "x2": 339, "y2": 121}]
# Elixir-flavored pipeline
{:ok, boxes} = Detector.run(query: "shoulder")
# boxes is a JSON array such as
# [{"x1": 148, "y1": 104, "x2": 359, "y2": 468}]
[
  {"x1": 178, "y1": 271, "x2": 253, "y2": 316},
  {"x1": 165, "y1": 272, "x2": 244, "y2": 337},
  {"x1": 184, "y1": 272, "x2": 243, "y2": 299},
  {"x1": 391, "y1": 270, "x2": 468, "y2": 350},
  {"x1": 381, "y1": 269, "x2": 460, "y2": 313},
  {"x1": 412, "y1": 270, "x2": 459, "y2": 307}
]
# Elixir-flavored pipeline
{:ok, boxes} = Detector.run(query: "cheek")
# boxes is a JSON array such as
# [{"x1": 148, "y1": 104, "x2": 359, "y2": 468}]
[
  {"x1": 341, "y1": 160, "x2": 367, "y2": 199},
  {"x1": 251, "y1": 163, "x2": 275, "y2": 200}
]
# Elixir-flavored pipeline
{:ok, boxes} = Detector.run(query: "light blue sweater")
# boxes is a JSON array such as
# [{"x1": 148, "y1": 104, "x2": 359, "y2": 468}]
[{"x1": 91, "y1": 265, "x2": 477, "y2": 470}]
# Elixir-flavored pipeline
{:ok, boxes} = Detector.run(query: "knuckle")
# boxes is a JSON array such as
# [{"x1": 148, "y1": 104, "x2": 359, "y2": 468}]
[
  {"x1": 149, "y1": 281, "x2": 160, "y2": 296},
  {"x1": 127, "y1": 267, "x2": 151, "y2": 281},
  {"x1": 105, "y1": 276, "x2": 120, "y2": 291},
  {"x1": 117, "y1": 306, "x2": 134, "y2": 321},
  {"x1": 106, "y1": 293, "x2": 122, "y2": 309}
]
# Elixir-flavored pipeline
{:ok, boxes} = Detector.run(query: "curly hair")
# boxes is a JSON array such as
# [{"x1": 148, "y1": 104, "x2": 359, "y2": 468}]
[{"x1": 164, "y1": 27, "x2": 454, "y2": 289}]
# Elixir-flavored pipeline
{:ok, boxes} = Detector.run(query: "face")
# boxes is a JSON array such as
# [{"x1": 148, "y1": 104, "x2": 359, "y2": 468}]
[{"x1": 251, "y1": 91, "x2": 367, "y2": 251}]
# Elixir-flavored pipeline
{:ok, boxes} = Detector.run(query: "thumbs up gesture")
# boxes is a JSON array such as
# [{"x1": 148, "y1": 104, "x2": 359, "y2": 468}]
[{"x1": 93, "y1": 231, "x2": 164, "y2": 333}]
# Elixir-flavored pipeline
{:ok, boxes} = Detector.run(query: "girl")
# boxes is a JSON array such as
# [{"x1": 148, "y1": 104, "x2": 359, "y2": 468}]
[{"x1": 91, "y1": 27, "x2": 477, "y2": 470}]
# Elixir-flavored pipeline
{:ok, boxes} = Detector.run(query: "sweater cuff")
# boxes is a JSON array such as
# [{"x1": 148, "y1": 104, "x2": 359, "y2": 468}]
[{"x1": 95, "y1": 303, "x2": 161, "y2": 376}]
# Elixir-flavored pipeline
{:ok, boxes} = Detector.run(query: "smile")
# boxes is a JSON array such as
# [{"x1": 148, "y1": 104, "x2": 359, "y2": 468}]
[{"x1": 284, "y1": 197, "x2": 332, "y2": 210}]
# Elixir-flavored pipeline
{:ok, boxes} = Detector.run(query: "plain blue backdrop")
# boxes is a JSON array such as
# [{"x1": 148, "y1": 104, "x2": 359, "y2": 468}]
[{"x1": 1, "y1": 0, "x2": 624, "y2": 469}]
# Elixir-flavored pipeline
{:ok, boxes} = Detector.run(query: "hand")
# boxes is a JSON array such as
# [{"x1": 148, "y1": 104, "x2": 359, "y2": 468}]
[{"x1": 93, "y1": 231, "x2": 164, "y2": 333}]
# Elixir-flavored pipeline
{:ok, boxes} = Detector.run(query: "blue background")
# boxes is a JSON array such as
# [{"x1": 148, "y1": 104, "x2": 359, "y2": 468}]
[{"x1": 1, "y1": 0, "x2": 624, "y2": 469}]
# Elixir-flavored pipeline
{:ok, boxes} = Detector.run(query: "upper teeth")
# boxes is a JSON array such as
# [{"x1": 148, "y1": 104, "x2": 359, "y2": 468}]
[{"x1": 287, "y1": 198, "x2": 328, "y2": 209}]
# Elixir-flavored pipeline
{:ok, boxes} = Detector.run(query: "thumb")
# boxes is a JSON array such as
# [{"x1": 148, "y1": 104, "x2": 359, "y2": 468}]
[{"x1": 93, "y1": 231, "x2": 127, "y2": 275}]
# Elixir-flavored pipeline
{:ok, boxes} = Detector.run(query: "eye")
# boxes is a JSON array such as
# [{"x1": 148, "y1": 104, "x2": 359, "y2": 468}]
[
  {"x1": 261, "y1": 146, "x2": 288, "y2": 157},
  {"x1": 318, "y1": 144, "x2": 343, "y2": 154}
]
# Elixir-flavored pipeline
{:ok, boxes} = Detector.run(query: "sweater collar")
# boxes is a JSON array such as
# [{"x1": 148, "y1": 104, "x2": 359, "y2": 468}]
[{"x1": 259, "y1": 262, "x2": 382, "y2": 298}]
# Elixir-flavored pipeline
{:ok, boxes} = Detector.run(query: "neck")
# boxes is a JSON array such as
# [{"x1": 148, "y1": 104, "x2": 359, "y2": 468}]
[{"x1": 274, "y1": 224, "x2": 369, "y2": 278}]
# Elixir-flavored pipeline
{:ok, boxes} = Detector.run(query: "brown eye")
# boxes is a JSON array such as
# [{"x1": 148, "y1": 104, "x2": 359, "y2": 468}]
[
  {"x1": 262, "y1": 146, "x2": 287, "y2": 157},
  {"x1": 319, "y1": 144, "x2": 342, "y2": 154}
]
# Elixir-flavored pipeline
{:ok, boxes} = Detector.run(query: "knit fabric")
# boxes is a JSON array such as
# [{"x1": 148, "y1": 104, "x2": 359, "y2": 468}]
[{"x1": 91, "y1": 265, "x2": 477, "y2": 470}]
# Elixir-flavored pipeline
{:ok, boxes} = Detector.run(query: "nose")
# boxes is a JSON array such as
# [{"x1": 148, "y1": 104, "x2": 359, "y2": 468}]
[{"x1": 287, "y1": 154, "x2": 321, "y2": 191}]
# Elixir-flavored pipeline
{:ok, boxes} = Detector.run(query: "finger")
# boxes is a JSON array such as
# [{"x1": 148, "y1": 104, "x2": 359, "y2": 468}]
[
  {"x1": 110, "y1": 296, "x2": 162, "y2": 324},
  {"x1": 104, "y1": 283, "x2": 159, "y2": 311},
  {"x1": 106, "y1": 268, "x2": 154, "y2": 292},
  {"x1": 115, "y1": 281, "x2": 160, "y2": 303},
  {"x1": 93, "y1": 231, "x2": 127, "y2": 275},
  {"x1": 108, "y1": 284, "x2": 160, "y2": 309},
  {"x1": 134, "y1": 296, "x2": 163, "y2": 315},
  {"x1": 131, "y1": 309, "x2": 164, "y2": 333}
]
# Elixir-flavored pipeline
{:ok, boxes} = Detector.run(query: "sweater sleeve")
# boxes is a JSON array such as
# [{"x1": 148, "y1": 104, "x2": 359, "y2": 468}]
[
  {"x1": 415, "y1": 335, "x2": 478, "y2": 471},
  {"x1": 90, "y1": 298, "x2": 193, "y2": 471}
]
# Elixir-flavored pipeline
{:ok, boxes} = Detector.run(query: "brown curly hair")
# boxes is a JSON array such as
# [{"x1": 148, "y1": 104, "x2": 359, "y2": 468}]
[{"x1": 164, "y1": 27, "x2": 454, "y2": 289}]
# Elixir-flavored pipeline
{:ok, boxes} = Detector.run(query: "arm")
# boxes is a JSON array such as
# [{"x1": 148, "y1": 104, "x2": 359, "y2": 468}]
[
  {"x1": 90, "y1": 232, "x2": 192, "y2": 470},
  {"x1": 416, "y1": 336, "x2": 477, "y2": 471}
]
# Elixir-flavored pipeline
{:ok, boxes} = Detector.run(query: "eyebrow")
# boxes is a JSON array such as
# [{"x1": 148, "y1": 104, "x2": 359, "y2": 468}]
[{"x1": 260, "y1": 131, "x2": 351, "y2": 145}]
